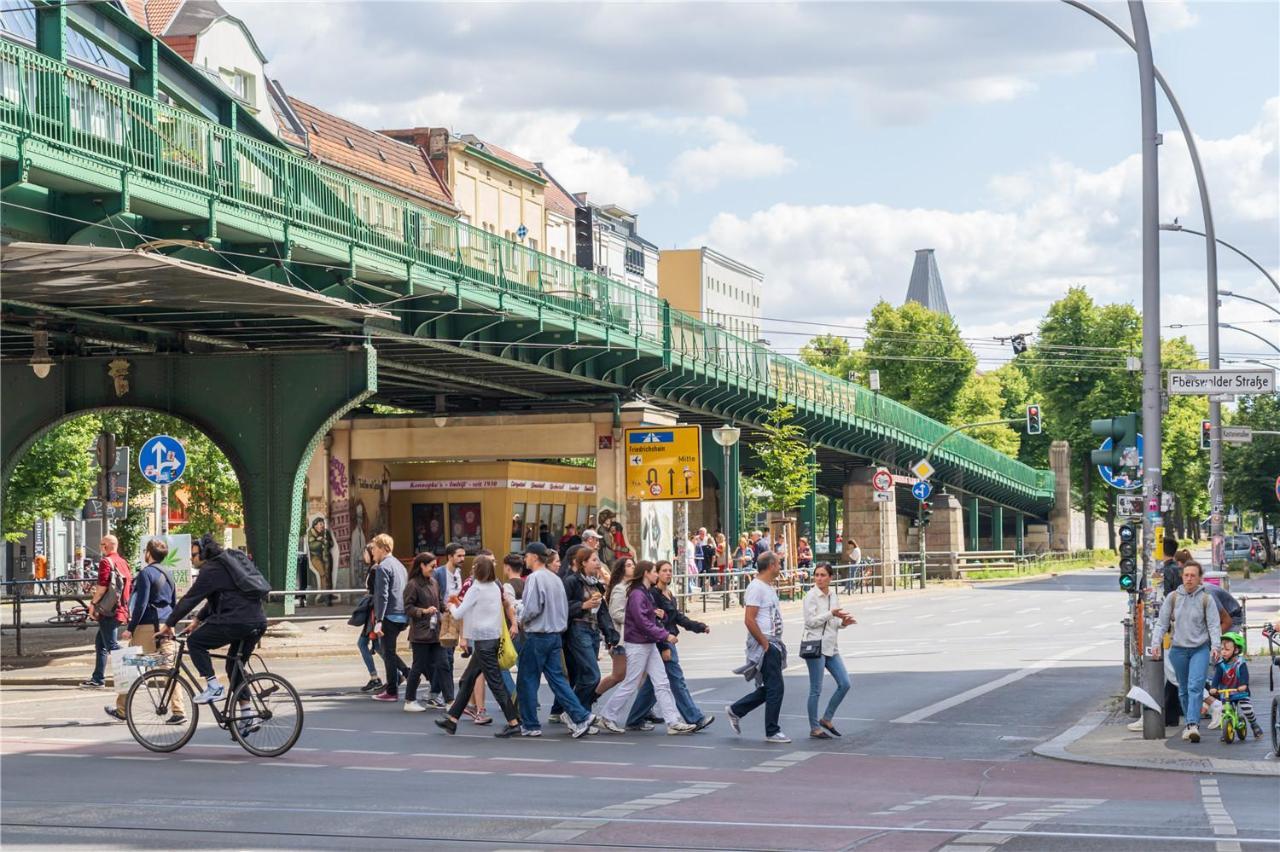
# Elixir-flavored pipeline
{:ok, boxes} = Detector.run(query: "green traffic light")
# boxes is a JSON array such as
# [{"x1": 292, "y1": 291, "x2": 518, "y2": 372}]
[{"x1": 1119, "y1": 574, "x2": 1136, "y2": 591}]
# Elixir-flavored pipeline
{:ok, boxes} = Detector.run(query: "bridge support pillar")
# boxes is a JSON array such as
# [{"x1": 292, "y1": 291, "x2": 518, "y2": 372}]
[
  {"x1": 1015, "y1": 513, "x2": 1026, "y2": 556},
  {"x1": 991, "y1": 505, "x2": 1005, "y2": 550},
  {"x1": 966, "y1": 496, "x2": 980, "y2": 552},
  {"x1": 826, "y1": 495, "x2": 839, "y2": 557},
  {"x1": 1, "y1": 348, "x2": 377, "y2": 606},
  {"x1": 1049, "y1": 440, "x2": 1072, "y2": 552},
  {"x1": 843, "y1": 468, "x2": 897, "y2": 582},
  {"x1": 923, "y1": 493, "x2": 964, "y2": 578}
]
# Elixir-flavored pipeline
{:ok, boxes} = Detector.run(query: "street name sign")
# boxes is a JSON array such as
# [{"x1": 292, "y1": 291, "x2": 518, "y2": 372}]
[
  {"x1": 139, "y1": 435, "x2": 186, "y2": 486},
  {"x1": 910, "y1": 459, "x2": 936, "y2": 481},
  {"x1": 624, "y1": 425, "x2": 702, "y2": 501},
  {"x1": 1168, "y1": 368, "x2": 1275, "y2": 396},
  {"x1": 1222, "y1": 426, "x2": 1253, "y2": 444}
]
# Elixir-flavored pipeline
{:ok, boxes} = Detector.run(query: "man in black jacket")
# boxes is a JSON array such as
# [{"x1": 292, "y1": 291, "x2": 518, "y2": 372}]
[
  {"x1": 624, "y1": 560, "x2": 714, "y2": 732},
  {"x1": 158, "y1": 535, "x2": 268, "y2": 710}
]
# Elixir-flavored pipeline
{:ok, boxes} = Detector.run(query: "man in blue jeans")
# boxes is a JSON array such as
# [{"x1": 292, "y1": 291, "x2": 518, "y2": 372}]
[
  {"x1": 515, "y1": 543, "x2": 596, "y2": 738},
  {"x1": 626, "y1": 560, "x2": 714, "y2": 731},
  {"x1": 80, "y1": 535, "x2": 133, "y2": 690},
  {"x1": 726, "y1": 552, "x2": 789, "y2": 743}
]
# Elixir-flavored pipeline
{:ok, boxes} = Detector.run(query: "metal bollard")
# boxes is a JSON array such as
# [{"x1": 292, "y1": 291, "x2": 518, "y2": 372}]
[{"x1": 1142, "y1": 655, "x2": 1166, "y2": 739}]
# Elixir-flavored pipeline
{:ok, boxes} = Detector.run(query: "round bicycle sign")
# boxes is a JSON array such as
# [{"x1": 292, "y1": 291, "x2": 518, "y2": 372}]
[{"x1": 872, "y1": 467, "x2": 893, "y2": 493}]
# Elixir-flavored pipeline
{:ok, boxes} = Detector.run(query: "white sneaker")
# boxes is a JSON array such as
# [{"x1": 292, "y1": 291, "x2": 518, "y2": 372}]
[
  {"x1": 1187, "y1": 724, "x2": 1201, "y2": 743},
  {"x1": 1127, "y1": 718, "x2": 1144, "y2": 732},
  {"x1": 667, "y1": 722, "x2": 696, "y2": 735},
  {"x1": 403, "y1": 700, "x2": 426, "y2": 713},
  {"x1": 726, "y1": 705, "x2": 741, "y2": 735},
  {"x1": 597, "y1": 717, "x2": 626, "y2": 734},
  {"x1": 765, "y1": 732, "x2": 792, "y2": 743},
  {"x1": 193, "y1": 682, "x2": 224, "y2": 705},
  {"x1": 569, "y1": 713, "x2": 597, "y2": 739}
]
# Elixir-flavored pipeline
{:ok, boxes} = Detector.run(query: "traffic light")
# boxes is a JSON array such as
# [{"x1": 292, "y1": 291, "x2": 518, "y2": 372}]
[
  {"x1": 1090, "y1": 413, "x2": 1138, "y2": 469},
  {"x1": 1011, "y1": 334, "x2": 1028, "y2": 355},
  {"x1": 1025, "y1": 404, "x2": 1042, "y2": 435},
  {"x1": 96, "y1": 432, "x2": 116, "y2": 500},
  {"x1": 1200, "y1": 419, "x2": 1212, "y2": 451},
  {"x1": 1118, "y1": 522, "x2": 1138, "y2": 592},
  {"x1": 920, "y1": 501, "x2": 933, "y2": 527}
]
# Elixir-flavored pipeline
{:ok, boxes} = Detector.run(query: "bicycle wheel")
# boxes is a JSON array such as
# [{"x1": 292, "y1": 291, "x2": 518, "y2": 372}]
[
  {"x1": 1271, "y1": 697, "x2": 1279, "y2": 756},
  {"x1": 230, "y1": 672, "x2": 303, "y2": 758},
  {"x1": 54, "y1": 598, "x2": 87, "y2": 620},
  {"x1": 126, "y1": 670, "x2": 198, "y2": 753},
  {"x1": 1222, "y1": 717, "x2": 1235, "y2": 744}
]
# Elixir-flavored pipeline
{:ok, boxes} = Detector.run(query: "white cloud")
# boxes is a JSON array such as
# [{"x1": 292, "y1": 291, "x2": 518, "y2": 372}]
[{"x1": 668, "y1": 118, "x2": 795, "y2": 193}]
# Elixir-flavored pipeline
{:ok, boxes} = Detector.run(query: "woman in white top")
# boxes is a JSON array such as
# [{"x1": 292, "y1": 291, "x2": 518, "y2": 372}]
[
  {"x1": 592, "y1": 557, "x2": 635, "y2": 702},
  {"x1": 435, "y1": 556, "x2": 520, "y2": 738},
  {"x1": 802, "y1": 563, "x2": 855, "y2": 740}
]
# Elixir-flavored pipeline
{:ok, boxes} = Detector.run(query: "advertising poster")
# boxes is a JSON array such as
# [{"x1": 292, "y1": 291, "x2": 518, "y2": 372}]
[
  {"x1": 450, "y1": 503, "x2": 483, "y2": 555},
  {"x1": 412, "y1": 503, "x2": 446, "y2": 555}
]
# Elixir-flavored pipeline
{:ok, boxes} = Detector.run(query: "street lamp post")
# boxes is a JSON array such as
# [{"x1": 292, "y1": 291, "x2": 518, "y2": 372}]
[
  {"x1": 1220, "y1": 323, "x2": 1280, "y2": 357},
  {"x1": 1063, "y1": 0, "x2": 1227, "y2": 574},
  {"x1": 1161, "y1": 223, "x2": 1280, "y2": 298},
  {"x1": 711, "y1": 424, "x2": 741, "y2": 543}
]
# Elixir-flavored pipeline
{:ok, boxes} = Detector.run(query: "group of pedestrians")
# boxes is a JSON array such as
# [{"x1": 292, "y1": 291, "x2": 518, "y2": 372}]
[{"x1": 358, "y1": 536, "x2": 858, "y2": 744}]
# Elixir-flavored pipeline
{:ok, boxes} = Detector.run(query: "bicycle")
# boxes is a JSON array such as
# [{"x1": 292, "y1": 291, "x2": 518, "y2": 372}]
[
  {"x1": 125, "y1": 633, "x2": 304, "y2": 758},
  {"x1": 1214, "y1": 687, "x2": 1250, "y2": 744},
  {"x1": 45, "y1": 599, "x2": 90, "y2": 629}
]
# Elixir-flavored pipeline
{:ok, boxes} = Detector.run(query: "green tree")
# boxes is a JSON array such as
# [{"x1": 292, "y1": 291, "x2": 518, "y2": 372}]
[
  {"x1": 863, "y1": 300, "x2": 976, "y2": 421},
  {"x1": 1223, "y1": 392, "x2": 1280, "y2": 560},
  {"x1": 752, "y1": 404, "x2": 817, "y2": 515},
  {"x1": 950, "y1": 372, "x2": 1020, "y2": 455},
  {"x1": 3, "y1": 416, "x2": 102, "y2": 541},
  {"x1": 1159, "y1": 338, "x2": 1209, "y2": 536},
  {"x1": 799, "y1": 333, "x2": 861, "y2": 381}
]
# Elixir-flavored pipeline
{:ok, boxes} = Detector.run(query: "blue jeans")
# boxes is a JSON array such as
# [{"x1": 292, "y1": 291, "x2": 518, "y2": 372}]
[
  {"x1": 1169, "y1": 643, "x2": 1211, "y2": 727},
  {"x1": 805, "y1": 653, "x2": 851, "y2": 729},
  {"x1": 517, "y1": 632, "x2": 590, "y2": 729},
  {"x1": 730, "y1": 644, "x2": 784, "y2": 736},
  {"x1": 91, "y1": 617, "x2": 120, "y2": 683},
  {"x1": 357, "y1": 632, "x2": 380, "y2": 677},
  {"x1": 626, "y1": 645, "x2": 703, "y2": 726}
]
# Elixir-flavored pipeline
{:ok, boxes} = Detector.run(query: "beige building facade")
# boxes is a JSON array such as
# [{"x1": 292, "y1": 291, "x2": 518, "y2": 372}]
[{"x1": 658, "y1": 247, "x2": 763, "y2": 341}]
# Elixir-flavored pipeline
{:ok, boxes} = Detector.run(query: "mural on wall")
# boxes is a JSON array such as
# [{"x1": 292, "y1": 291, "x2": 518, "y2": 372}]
[
  {"x1": 412, "y1": 503, "x2": 445, "y2": 555},
  {"x1": 307, "y1": 514, "x2": 338, "y2": 591},
  {"x1": 638, "y1": 502, "x2": 672, "y2": 565},
  {"x1": 450, "y1": 503, "x2": 483, "y2": 555},
  {"x1": 373, "y1": 467, "x2": 392, "y2": 536},
  {"x1": 349, "y1": 499, "x2": 368, "y2": 581},
  {"x1": 328, "y1": 453, "x2": 351, "y2": 588}
]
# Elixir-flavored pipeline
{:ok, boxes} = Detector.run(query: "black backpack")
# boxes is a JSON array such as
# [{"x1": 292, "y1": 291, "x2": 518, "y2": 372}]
[{"x1": 221, "y1": 549, "x2": 272, "y2": 600}]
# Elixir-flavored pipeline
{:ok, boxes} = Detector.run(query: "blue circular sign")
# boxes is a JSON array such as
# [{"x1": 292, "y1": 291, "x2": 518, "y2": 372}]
[
  {"x1": 1097, "y1": 432, "x2": 1143, "y2": 490},
  {"x1": 139, "y1": 435, "x2": 186, "y2": 486},
  {"x1": 516, "y1": 224, "x2": 528, "y2": 240},
  {"x1": 911, "y1": 480, "x2": 932, "y2": 501}
]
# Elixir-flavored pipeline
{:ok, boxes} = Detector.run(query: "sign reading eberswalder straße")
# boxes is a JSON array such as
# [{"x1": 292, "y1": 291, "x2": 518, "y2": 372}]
[{"x1": 1167, "y1": 368, "x2": 1275, "y2": 396}]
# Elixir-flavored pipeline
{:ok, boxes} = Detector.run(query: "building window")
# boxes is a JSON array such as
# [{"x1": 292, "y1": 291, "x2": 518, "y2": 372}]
[{"x1": 625, "y1": 246, "x2": 644, "y2": 276}]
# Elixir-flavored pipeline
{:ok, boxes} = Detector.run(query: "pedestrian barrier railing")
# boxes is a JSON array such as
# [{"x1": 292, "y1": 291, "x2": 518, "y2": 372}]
[
  {"x1": 1239, "y1": 594, "x2": 1280, "y2": 648},
  {"x1": 669, "y1": 559, "x2": 924, "y2": 614},
  {"x1": 0, "y1": 35, "x2": 1055, "y2": 508}
]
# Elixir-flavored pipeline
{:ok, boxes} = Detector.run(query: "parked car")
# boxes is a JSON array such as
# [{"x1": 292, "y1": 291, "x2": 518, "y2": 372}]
[{"x1": 1223, "y1": 534, "x2": 1257, "y2": 563}]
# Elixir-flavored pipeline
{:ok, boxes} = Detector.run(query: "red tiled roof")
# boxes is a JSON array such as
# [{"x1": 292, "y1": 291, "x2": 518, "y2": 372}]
[
  {"x1": 287, "y1": 97, "x2": 454, "y2": 211},
  {"x1": 162, "y1": 34, "x2": 197, "y2": 62},
  {"x1": 537, "y1": 165, "x2": 579, "y2": 219},
  {"x1": 143, "y1": 0, "x2": 183, "y2": 35},
  {"x1": 471, "y1": 139, "x2": 539, "y2": 175},
  {"x1": 119, "y1": 0, "x2": 149, "y2": 28}
]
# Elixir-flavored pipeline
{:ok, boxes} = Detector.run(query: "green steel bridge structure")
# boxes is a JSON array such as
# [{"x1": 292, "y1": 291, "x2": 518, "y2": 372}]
[{"x1": 0, "y1": 4, "x2": 1054, "y2": 589}]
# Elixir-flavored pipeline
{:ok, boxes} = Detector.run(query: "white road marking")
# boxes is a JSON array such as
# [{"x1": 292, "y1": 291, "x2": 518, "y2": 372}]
[
  {"x1": 891, "y1": 643, "x2": 1105, "y2": 724},
  {"x1": 263, "y1": 762, "x2": 326, "y2": 768},
  {"x1": 344, "y1": 766, "x2": 407, "y2": 772},
  {"x1": 335, "y1": 749, "x2": 394, "y2": 755},
  {"x1": 184, "y1": 758, "x2": 246, "y2": 764},
  {"x1": 945, "y1": 620, "x2": 980, "y2": 627},
  {"x1": 490, "y1": 756, "x2": 554, "y2": 763},
  {"x1": 105, "y1": 755, "x2": 164, "y2": 761},
  {"x1": 572, "y1": 760, "x2": 632, "y2": 766},
  {"x1": 411, "y1": 752, "x2": 472, "y2": 759},
  {"x1": 1015, "y1": 608, "x2": 1040, "y2": 614},
  {"x1": 24, "y1": 752, "x2": 88, "y2": 758},
  {"x1": 594, "y1": 776, "x2": 655, "y2": 782},
  {"x1": 424, "y1": 768, "x2": 491, "y2": 775},
  {"x1": 1024, "y1": 622, "x2": 1042, "y2": 629},
  {"x1": 311, "y1": 727, "x2": 359, "y2": 733},
  {"x1": 509, "y1": 772, "x2": 574, "y2": 779},
  {"x1": 690, "y1": 687, "x2": 716, "y2": 696}
]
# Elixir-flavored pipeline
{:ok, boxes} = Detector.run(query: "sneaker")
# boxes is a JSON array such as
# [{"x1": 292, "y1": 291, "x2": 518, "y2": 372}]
[
  {"x1": 693, "y1": 715, "x2": 716, "y2": 733},
  {"x1": 79, "y1": 680, "x2": 105, "y2": 690},
  {"x1": 1252, "y1": 725, "x2": 1264, "y2": 739},
  {"x1": 520, "y1": 727, "x2": 542, "y2": 737},
  {"x1": 645, "y1": 714, "x2": 664, "y2": 725},
  {"x1": 1127, "y1": 718, "x2": 1145, "y2": 732},
  {"x1": 371, "y1": 691, "x2": 398, "y2": 702},
  {"x1": 165, "y1": 714, "x2": 187, "y2": 726},
  {"x1": 598, "y1": 717, "x2": 626, "y2": 735},
  {"x1": 569, "y1": 713, "x2": 597, "y2": 739},
  {"x1": 726, "y1": 705, "x2": 741, "y2": 735},
  {"x1": 585, "y1": 725, "x2": 600, "y2": 736},
  {"x1": 1187, "y1": 724, "x2": 1201, "y2": 743},
  {"x1": 472, "y1": 712, "x2": 493, "y2": 726},
  {"x1": 360, "y1": 677, "x2": 383, "y2": 693},
  {"x1": 193, "y1": 683, "x2": 225, "y2": 705},
  {"x1": 765, "y1": 732, "x2": 792, "y2": 744},
  {"x1": 435, "y1": 717, "x2": 458, "y2": 735},
  {"x1": 495, "y1": 723, "x2": 522, "y2": 738},
  {"x1": 103, "y1": 707, "x2": 126, "y2": 723},
  {"x1": 424, "y1": 696, "x2": 446, "y2": 710},
  {"x1": 1181, "y1": 725, "x2": 1193, "y2": 741},
  {"x1": 403, "y1": 700, "x2": 427, "y2": 713},
  {"x1": 548, "y1": 713, "x2": 563, "y2": 724},
  {"x1": 236, "y1": 717, "x2": 262, "y2": 738},
  {"x1": 627, "y1": 721, "x2": 655, "y2": 732},
  {"x1": 667, "y1": 722, "x2": 696, "y2": 735}
]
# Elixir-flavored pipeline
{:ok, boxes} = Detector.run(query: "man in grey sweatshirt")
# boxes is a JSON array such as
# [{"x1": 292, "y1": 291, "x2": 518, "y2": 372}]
[{"x1": 515, "y1": 542, "x2": 595, "y2": 737}]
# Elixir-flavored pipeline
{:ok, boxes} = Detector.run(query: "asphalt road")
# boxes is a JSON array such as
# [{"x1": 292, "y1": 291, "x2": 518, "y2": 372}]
[{"x1": 3, "y1": 568, "x2": 1278, "y2": 851}]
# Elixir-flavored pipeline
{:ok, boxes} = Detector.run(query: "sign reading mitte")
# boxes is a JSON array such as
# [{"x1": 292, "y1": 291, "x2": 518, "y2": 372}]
[
  {"x1": 625, "y1": 425, "x2": 703, "y2": 501},
  {"x1": 1168, "y1": 368, "x2": 1275, "y2": 396}
]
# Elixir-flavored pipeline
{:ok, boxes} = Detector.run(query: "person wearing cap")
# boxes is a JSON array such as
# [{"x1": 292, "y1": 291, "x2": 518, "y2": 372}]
[
  {"x1": 582, "y1": 528, "x2": 602, "y2": 551},
  {"x1": 515, "y1": 542, "x2": 596, "y2": 738}
]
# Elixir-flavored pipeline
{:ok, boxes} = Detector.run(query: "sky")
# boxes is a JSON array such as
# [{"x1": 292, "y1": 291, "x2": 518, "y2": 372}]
[{"x1": 228, "y1": 0, "x2": 1279, "y2": 371}]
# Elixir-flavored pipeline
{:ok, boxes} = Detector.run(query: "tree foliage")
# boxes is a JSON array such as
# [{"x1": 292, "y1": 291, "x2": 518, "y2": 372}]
[
  {"x1": 1224, "y1": 392, "x2": 1280, "y2": 529},
  {"x1": 799, "y1": 333, "x2": 861, "y2": 382},
  {"x1": 752, "y1": 404, "x2": 817, "y2": 514},
  {"x1": 4, "y1": 416, "x2": 102, "y2": 541},
  {"x1": 1159, "y1": 338, "x2": 1209, "y2": 531},
  {"x1": 950, "y1": 372, "x2": 1020, "y2": 455},
  {"x1": 863, "y1": 300, "x2": 975, "y2": 421}
]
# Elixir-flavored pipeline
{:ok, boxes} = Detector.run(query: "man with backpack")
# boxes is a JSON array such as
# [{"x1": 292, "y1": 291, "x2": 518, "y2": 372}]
[
  {"x1": 105, "y1": 538, "x2": 181, "y2": 723},
  {"x1": 81, "y1": 534, "x2": 133, "y2": 690},
  {"x1": 158, "y1": 534, "x2": 269, "y2": 710}
]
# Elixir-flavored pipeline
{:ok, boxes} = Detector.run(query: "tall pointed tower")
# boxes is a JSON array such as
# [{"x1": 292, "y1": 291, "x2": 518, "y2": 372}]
[{"x1": 903, "y1": 248, "x2": 951, "y2": 316}]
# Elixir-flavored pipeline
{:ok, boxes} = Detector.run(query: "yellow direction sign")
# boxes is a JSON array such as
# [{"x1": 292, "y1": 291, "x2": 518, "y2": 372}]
[{"x1": 625, "y1": 425, "x2": 703, "y2": 502}]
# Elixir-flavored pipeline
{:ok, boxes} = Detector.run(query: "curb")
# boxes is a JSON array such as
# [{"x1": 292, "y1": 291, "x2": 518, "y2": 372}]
[{"x1": 1033, "y1": 708, "x2": 1280, "y2": 777}]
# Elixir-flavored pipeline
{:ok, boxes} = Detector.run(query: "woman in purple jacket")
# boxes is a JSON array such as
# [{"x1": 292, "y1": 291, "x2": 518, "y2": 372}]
[{"x1": 596, "y1": 561, "x2": 696, "y2": 735}]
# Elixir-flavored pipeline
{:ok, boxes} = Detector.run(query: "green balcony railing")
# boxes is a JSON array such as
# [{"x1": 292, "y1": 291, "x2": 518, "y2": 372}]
[{"x1": 0, "y1": 38, "x2": 1052, "y2": 501}]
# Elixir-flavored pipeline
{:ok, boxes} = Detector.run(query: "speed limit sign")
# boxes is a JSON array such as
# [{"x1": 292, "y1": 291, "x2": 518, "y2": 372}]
[{"x1": 871, "y1": 467, "x2": 893, "y2": 493}]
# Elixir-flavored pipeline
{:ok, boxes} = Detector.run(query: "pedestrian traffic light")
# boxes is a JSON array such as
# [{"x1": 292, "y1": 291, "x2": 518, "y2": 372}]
[
  {"x1": 1025, "y1": 404, "x2": 1042, "y2": 435},
  {"x1": 1090, "y1": 413, "x2": 1138, "y2": 469},
  {"x1": 1200, "y1": 419, "x2": 1212, "y2": 451},
  {"x1": 1118, "y1": 522, "x2": 1138, "y2": 592}
]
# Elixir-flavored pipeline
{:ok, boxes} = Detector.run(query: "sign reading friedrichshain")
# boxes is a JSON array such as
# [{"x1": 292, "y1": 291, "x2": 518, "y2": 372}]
[{"x1": 1167, "y1": 368, "x2": 1275, "y2": 396}]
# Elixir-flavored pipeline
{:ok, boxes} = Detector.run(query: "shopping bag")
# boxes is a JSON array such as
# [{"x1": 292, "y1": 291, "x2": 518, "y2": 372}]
[
  {"x1": 497, "y1": 617, "x2": 517, "y2": 671},
  {"x1": 113, "y1": 646, "x2": 154, "y2": 695}
]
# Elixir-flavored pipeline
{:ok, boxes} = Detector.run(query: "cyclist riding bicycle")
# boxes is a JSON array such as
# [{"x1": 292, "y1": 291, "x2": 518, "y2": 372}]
[{"x1": 157, "y1": 535, "x2": 270, "y2": 730}]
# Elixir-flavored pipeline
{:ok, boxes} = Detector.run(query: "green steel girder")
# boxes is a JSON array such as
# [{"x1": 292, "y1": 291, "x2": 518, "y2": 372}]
[{"x1": 0, "y1": 347, "x2": 377, "y2": 598}]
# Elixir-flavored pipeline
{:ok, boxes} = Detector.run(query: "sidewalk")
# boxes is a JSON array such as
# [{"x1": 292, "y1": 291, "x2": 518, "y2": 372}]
[{"x1": 0, "y1": 580, "x2": 937, "y2": 686}]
